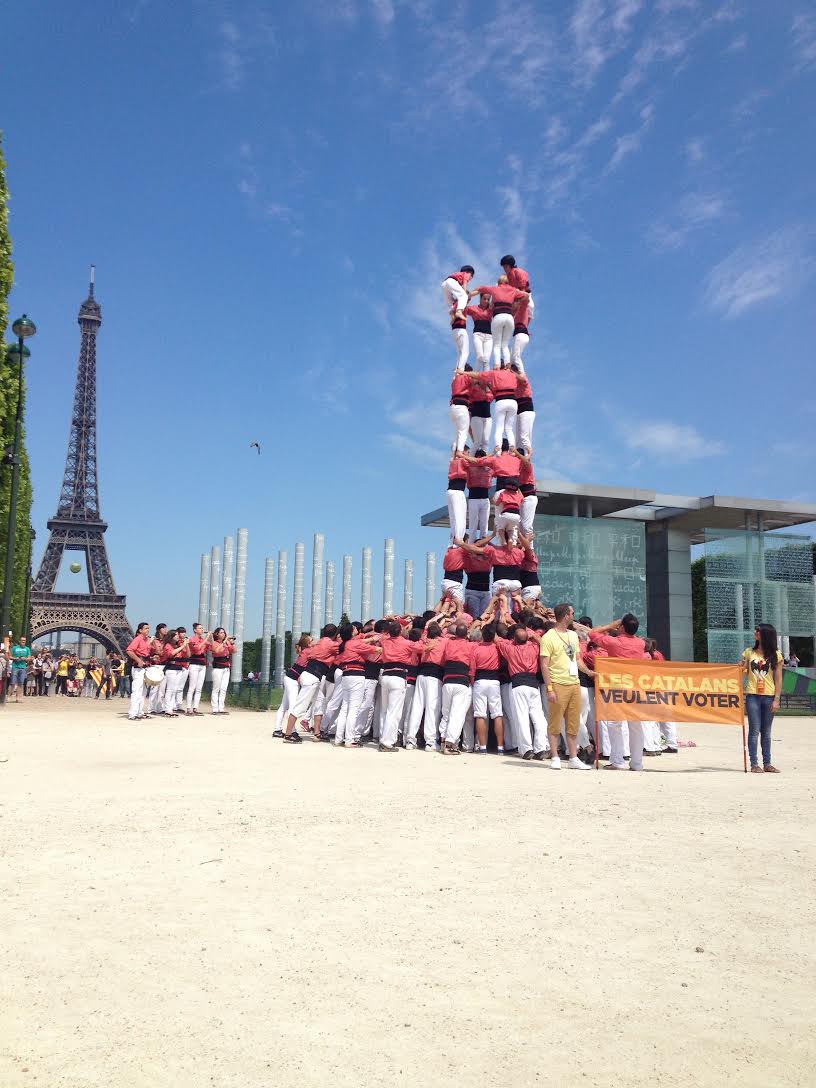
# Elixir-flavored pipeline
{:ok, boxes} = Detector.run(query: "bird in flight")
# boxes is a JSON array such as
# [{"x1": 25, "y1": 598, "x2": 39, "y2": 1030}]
[{"x1": 250, "y1": 442, "x2": 261, "y2": 455}]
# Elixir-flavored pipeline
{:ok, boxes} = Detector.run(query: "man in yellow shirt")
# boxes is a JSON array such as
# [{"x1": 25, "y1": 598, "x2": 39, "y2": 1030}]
[{"x1": 539, "y1": 603, "x2": 591, "y2": 770}]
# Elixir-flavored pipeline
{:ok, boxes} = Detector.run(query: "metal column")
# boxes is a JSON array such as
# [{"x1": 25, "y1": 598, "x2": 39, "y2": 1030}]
[
  {"x1": 404, "y1": 559, "x2": 413, "y2": 613},
  {"x1": 231, "y1": 528, "x2": 248, "y2": 682},
  {"x1": 310, "y1": 533, "x2": 325, "y2": 637},
  {"x1": 425, "y1": 552, "x2": 436, "y2": 610},
  {"x1": 324, "y1": 560, "x2": 335, "y2": 626},
  {"x1": 260, "y1": 556, "x2": 275, "y2": 684},
  {"x1": 292, "y1": 543, "x2": 305, "y2": 643},
  {"x1": 383, "y1": 538, "x2": 395, "y2": 615},
  {"x1": 342, "y1": 555, "x2": 352, "y2": 621},
  {"x1": 221, "y1": 535, "x2": 234, "y2": 636},
  {"x1": 361, "y1": 546, "x2": 372, "y2": 621},
  {"x1": 197, "y1": 554, "x2": 210, "y2": 627},
  {"x1": 275, "y1": 549, "x2": 288, "y2": 686}
]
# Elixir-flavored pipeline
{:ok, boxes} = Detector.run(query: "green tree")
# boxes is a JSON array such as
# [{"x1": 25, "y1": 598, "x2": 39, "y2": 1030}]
[
  {"x1": 0, "y1": 132, "x2": 33, "y2": 640},
  {"x1": 241, "y1": 637, "x2": 262, "y2": 674}
]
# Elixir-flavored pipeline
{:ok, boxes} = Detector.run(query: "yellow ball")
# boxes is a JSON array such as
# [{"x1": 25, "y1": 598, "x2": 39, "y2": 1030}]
[{"x1": 69, "y1": 562, "x2": 81, "y2": 574}]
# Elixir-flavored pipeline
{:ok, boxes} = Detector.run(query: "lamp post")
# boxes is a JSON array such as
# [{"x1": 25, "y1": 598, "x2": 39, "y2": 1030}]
[{"x1": 1, "y1": 315, "x2": 36, "y2": 702}]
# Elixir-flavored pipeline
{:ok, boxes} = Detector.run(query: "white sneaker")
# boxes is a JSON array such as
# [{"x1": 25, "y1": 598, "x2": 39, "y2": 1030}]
[
  {"x1": 568, "y1": 756, "x2": 591, "y2": 770},
  {"x1": 549, "y1": 756, "x2": 561, "y2": 770}
]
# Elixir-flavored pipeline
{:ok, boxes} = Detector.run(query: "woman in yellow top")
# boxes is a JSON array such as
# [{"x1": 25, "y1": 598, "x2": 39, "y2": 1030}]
[{"x1": 741, "y1": 623, "x2": 784, "y2": 774}]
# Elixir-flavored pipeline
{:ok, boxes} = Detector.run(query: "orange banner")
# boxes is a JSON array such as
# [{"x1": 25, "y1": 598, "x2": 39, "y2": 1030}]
[{"x1": 594, "y1": 658, "x2": 744, "y2": 726}]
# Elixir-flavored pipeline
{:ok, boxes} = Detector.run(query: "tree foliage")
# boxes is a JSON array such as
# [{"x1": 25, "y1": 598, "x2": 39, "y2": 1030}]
[{"x1": 0, "y1": 131, "x2": 33, "y2": 640}]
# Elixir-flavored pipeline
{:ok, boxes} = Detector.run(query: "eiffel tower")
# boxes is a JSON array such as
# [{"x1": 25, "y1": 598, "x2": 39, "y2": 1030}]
[{"x1": 29, "y1": 270, "x2": 133, "y2": 653}]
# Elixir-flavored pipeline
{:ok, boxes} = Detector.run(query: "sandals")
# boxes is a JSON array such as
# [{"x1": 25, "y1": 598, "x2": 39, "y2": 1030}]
[
  {"x1": 763, "y1": 765, "x2": 780, "y2": 773},
  {"x1": 443, "y1": 742, "x2": 460, "y2": 755},
  {"x1": 283, "y1": 732, "x2": 302, "y2": 744}
]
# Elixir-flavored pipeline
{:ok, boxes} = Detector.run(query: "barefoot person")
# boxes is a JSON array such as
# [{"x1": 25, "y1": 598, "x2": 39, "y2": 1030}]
[{"x1": 741, "y1": 623, "x2": 784, "y2": 773}]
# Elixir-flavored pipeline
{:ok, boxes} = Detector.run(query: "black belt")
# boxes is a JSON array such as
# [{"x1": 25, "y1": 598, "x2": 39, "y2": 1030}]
[
  {"x1": 496, "y1": 475, "x2": 516, "y2": 487},
  {"x1": 468, "y1": 486, "x2": 489, "y2": 499},
  {"x1": 469, "y1": 401, "x2": 491, "y2": 418},
  {"x1": 514, "y1": 324, "x2": 529, "y2": 335},
  {"x1": 473, "y1": 321, "x2": 491, "y2": 333},
  {"x1": 165, "y1": 664, "x2": 186, "y2": 671},
  {"x1": 451, "y1": 321, "x2": 466, "y2": 330},
  {"x1": 364, "y1": 664, "x2": 382, "y2": 680},
  {"x1": 451, "y1": 397, "x2": 469, "y2": 406},
  {"x1": 520, "y1": 568, "x2": 540, "y2": 588},
  {"x1": 442, "y1": 659, "x2": 470, "y2": 685},
  {"x1": 500, "y1": 504, "x2": 520, "y2": 514},
  {"x1": 493, "y1": 565, "x2": 520, "y2": 580},
  {"x1": 511, "y1": 672, "x2": 539, "y2": 688},
  {"x1": 475, "y1": 669, "x2": 501, "y2": 681},
  {"x1": 443, "y1": 569, "x2": 463, "y2": 583},
  {"x1": 517, "y1": 397, "x2": 534, "y2": 413},
  {"x1": 447, "y1": 479, "x2": 466, "y2": 491},
  {"x1": 465, "y1": 572, "x2": 490, "y2": 590},
  {"x1": 494, "y1": 393, "x2": 517, "y2": 401},
  {"x1": 305, "y1": 661, "x2": 329, "y2": 679},
  {"x1": 520, "y1": 485, "x2": 535, "y2": 496},
  {"x1": 493, "y1": 304, "x2": 512, "y2": 315},
  {"x1": 190, "y1": 656, "x2": 207, "y2": 666},
  {"x1": 211, "y1": 660, "x2": 230, "y2": 669},
  {"x1": 382, "y1": 666, "x2": 407, "y2": 679},
  {"x1": 419, "y1": 663, "x2": 443, "y2": 679}
]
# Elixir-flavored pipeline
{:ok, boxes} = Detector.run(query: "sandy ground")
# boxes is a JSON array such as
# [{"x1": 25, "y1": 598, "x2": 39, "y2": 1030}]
[{"x1": 0, "y1": 697, "x2": 814, "y2": 1088}]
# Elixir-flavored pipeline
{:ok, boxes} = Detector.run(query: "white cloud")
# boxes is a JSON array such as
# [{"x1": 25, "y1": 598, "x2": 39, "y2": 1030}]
[
  {"x1": 649, "y1": 191, "x2": 728, "y2": 250},
  {"x1": 604, "y1": 103, "x2": 655, "y2": 173},
  {"x1": 570, "y1": 0, "x2": 643, "y2": 88},
  {"x1": 704, "y1": 227, "x2": 815, "y2": 319},
  {"x1": 684, "y1": 137, "x2": 705, "y2": 163},
  {"x1": 370, "y1": 0, "x2": 395, "y2": 26},
  {"x1": 792, "y1": 13, "x2": 816, "y2": 69},
  {"x1": 622, "y1": 421, "x2": 725, "y2": 461},
  {"x1": 725, "y1": 32, "x2": 747, "y2": 52},
  {"x1": 385, "y1": 398, "x2": 452, "y2": 471}
]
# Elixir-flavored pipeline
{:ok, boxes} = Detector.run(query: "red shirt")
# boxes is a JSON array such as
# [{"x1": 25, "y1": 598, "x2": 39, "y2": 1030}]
[
  {"x1": 484, "y1": 544, "x2": 525, "y2": 571},
  {"x1": 126, "y1": 634, "x2": 151, "y2": 663},
  {"x1": 380, "y1": 634, "x2": 422, "y2": 667},
  {"x1": 337, "y1": 636, "x2": 379, "y2": 668},
  {"x1": 481, "y1": 369, "x2": 517, "y2": 397},
  {"x1": 581, "y1": 645, "x2": 608, "y2": 671},
  {"x1": 468, "y1": 380, "x2": 493, "y2": 406},
  {"x1": 518, "y1": 460, "x2": 534, "y2": 487},
  {"x1": 443, "y1": 546, "x2": 466, "y2": 573},
  {"x1": 161, "y1": 642, "x2": 184, "y2": 664},
  {"x1": 590, "y1": 631, "x2": 648, "y2": 659},
  {"x1": 471, "y1": 642, "x2": 500, "y2": 673},
  {"x1": 650, "y1": 650, "x2": 665, "y2": 661},
  {"x1": 466, "y1": 459, "x2": 495, "y2": 489},
  {"x1": 492, "y1": 451, "x2": 521, "y2": 478},
  {"x1": 507, "y1": 266, "x2": 530, "y2": 292},
  {"x1": 420, "y1": 637, "x2": 447, "y2": 667},
  {"x1": 496, "y1": 487, "x2": 523, "y2": 511},
  {"x1": 441, "y1": 637, "x2": 476, "y2": 681},
  {"x1": 464, "y1": 304, "x2": 492, "y2": 328},
  {"x1": 210, "y1": 640, "x2": 233, "y2": 662},
  {"x1": 188, "y1": 635, "x2": 209, "y2": 661},
  {"x1": 463, "y1": 550, "x2": 492, "y2": 574},
  {"x1": 496, "y1": 638, "x2": 540, "y2": 676},
  {"x1": 447, "y1": 271, "x2": 471, "y2": 287},
  {"x1": 448, "y1": 456, "x2": 468, "y2": 482},
  {"x1": 303, "y1": 637, "x2": 339, "y2": 665},
  {"x1": 521, "y1": 549, "x2": 538, "y2": 573},
  {"x1": 450, "y1": 372, "x2": 471, "y2": 402},
  {"x1": 476, "y1": 284, "x2": 527, "y2": 310},
  {"x1": 515, "y1": 374, "x2": 533, "y2": 399},
  {"x1": 513, "y1": 294, "x2": 531, "y2": 327}
]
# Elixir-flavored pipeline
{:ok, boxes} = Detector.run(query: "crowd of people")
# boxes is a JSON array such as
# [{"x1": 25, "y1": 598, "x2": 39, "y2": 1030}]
[{"x1": 0, "y1": 636, "x2": 126, "y2": 699}]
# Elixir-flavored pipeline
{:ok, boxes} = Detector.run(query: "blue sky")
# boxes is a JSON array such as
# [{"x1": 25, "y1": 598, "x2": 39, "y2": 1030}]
[{"x1": 2, "y1": 0, "x2": 815, "y2": 637}]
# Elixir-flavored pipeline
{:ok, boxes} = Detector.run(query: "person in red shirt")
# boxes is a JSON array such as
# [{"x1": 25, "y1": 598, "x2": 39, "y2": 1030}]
[
  {"x1": 460, "y1": 532, "x2": 525, "y2": 612},
  {"x1": 450, "y1": 308, "x2": 469, "y2": 372},
  {"x1": 439, "y1": 623, "x2": 475, "y2": 753},
  {"x1": 496, "y1": 622, "x2": 548, "y2": 760},
  {"x1": 500, "y1": 255, "x2": 534, "y2": 328},
  {"x1": 644, "y1": 637, "x2": 677, "y2": 753},
  {"x1": 469, "y1": 276, "x2": 529, "y2": 368},
  {"x1": 449, "y1": 366, "x2": 473, "y2": 453},
  {"x1": 518, "y1": 532, "x2": 540, "y2": 602},
  {"x1": 284, "y1": 625, "x2": 340, "y2": 743},
  {"x1": 446, "y1": 451, "x2": 469, "y2": 546},
  {"x1": 441, "y1": 265, "x2": 475, "y2": 320},
  {"x1": 405, "y1": 621, "x2": 445, "y2": 751},
  {"x1": 185, "y1": 622, "x2": 210, "y2": 716},
  {"x1": 465, "y1": 451, "x2": 494, "y2": 542},
  {"x1": 589, "y1": 614, "x2": 648, "y2": 770},
  {"x1": 462, "y1": 292, "x2": 493, "y2": 370},
  {"x1": 161, "y1": 628, "x2": 189, "y2": 717},
  {"x1": 333, "y1": 624, "x2": 380, "y2": 747},
  {"x1": 494, "y1": 480, "x2": 523, "y2": 540},
  {"x1": 147, "y1": 623, "x2": 167, "y2": 716},
  {"x1": 514, "y1": 372, "x2": 535, "y2": 452},
  {"x1": 209, "y1": 627, "x2": 235, "y2": 715},
  {"x1": 472, "y1": 365, "x2": 518, "y2": 453},
  {"x1": 471, "y1": 623, "x2": 504, "y2": 753},
  {"x1": 517, "y1": 448, "x2": 537, "y2": 535},
  {"x1": 441, "y1": 543, "x2": 466, "y2": 606},
  {"x1": 466, "y1": 365, "x2": 494, "y2": 451},
  {"x1": 463, "y1": 534, "x2": 493, "y2": 618},
  {"x1": 377, "y1": 621, "x2": 423, "y2": 752},
  {"x1": 489, "y1": 442, "x2": 522, "y2": 489},
  {"x1": 126, "y1": 621, "x2": 152, "y2": 721},
  {"x1": 273, "y1": 633, "x2": 312, "y2": 738}
]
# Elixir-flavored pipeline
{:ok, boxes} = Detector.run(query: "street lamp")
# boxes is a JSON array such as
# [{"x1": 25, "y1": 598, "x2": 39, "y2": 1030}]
[{"x1": 1, "y1": 314, "x2": 36, "y2": 703}]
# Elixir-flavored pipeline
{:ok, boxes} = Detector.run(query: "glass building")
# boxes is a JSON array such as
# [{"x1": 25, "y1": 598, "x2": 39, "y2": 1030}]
[{"x1": 422, "y1": 482, "x2": 816, "y2": 662}]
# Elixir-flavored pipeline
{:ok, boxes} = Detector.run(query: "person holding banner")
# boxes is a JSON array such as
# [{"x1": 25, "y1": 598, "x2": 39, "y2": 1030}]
[
  {"x1": 589, "y1": 614, "x2": 647, "y2": 771},
  {"x1": 742, "y1": 623, "x2": 783, "y2": 773}
]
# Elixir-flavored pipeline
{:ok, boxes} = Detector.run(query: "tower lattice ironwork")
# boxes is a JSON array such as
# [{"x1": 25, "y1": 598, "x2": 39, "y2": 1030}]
[{"x1": 30, "y1": 271, "x2": 133, "y2": 652}]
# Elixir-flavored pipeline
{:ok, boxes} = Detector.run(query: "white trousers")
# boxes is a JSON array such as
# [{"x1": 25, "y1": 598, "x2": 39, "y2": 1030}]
[
  {"x1": 276, "y1": 674, "x2": 299, "y2": 731},
  {"x1": 501, "y1": 682, "x2": 517, "y2": 750},
  {"x1": 401, "y1": 685, "x2": 415, "y2": 732},
  {"x1": 512, "y1": 684, "x2": 549, "y2": 756},
  {"x1": 465, "y1": 588, "x2": 492, "y2": 619},
  {"x1": 515, "y1": 410, "x2": 535, "y2": 452},
  {"x1": 163, "y1": 669, "x2": 186, "y2": 714},
  {"x1": 520, "y1": 494, "x2": 538, "y2": 535},
  {"x1": 441, "y1": 578, "x2": 464, "y2": 603},
  {"x1": 461, "y1": 706, "x2": 475, "y2": 752},
  {"x1": 510, "y1": 332, "x2": 529, "y2": 370},
  {"x1": 290, "y1": 671, "x2": 321, "y2": 718},
  {"x1": 446, "y1": 490, "x2": 467, "y2": 544},
  {"x1": 211, "y1": 667, "x2": 230, "y2": 712},
  {"x1": 442, "y1": 277, "x2": 468, "y2": 315},
  {"x1": 469, "y1": 414, "x2": 492, "y2": 452},
  {"x1": 472, "y1": 331, "x2": 493, "y2": 370},
  {"x1": 521, "y1": 584, "x2": 541, "y2": 601},
  {"x1": 335, "y1": 674, "x2": 365, "y2": 745},
  {"x1": 473, "y1": 678, "x2": 502, "y2": 719},
  {"x1": 451, "y1": 328, "x2": 469, "y2": 371},
  {"x1": 148, "y1": 671, "x2": 165, "y2": 713},
  {"x1": 467, "y1": 497, "x2": 490, "y2": 539},
  {"x1": 441, "y1": 683, "x2": 472, "y2": 745},
  {"x1": 379, "y1": 675, "x2": 407, "y2": 748},
  {"x1": 186, "y1": 663, "x2": 206, "y2": 710},
  {"x1": 580, "y1": 687, "x2": 599, "y2": 751},
  {"x1": 496, "y1": 511, "x2": 520, "y2": 539},
  {"x1": 491, "y1": 313, "x2": 514, "y2": 367},
  {"x1": 609, "y1": 720, "x2": 641, "y2": 769},
  {"x1": 406, "y1": 673, "x2": 441, "y2": 748},
  {"x1": 642, "y1": 720, "x2": 662, "y2": 752},
  {"x1": 493, "y1": 399, "x2": 518, "y2": 448},
  {"x1": 661, "y1": 721, "x2": 678, "y2": 748},
  {"x1": 449, "y1": 404, "x2": 470, "y2": 452},
  {"x1": 355, "y1": 677, "x2": 379, "y2": 739},
  {"x1": 321, "y1": 671, "x2": 344, "y2": 733},
  {"x1": 129, "y1": 667, "x2": 147, "y2": 719}
]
